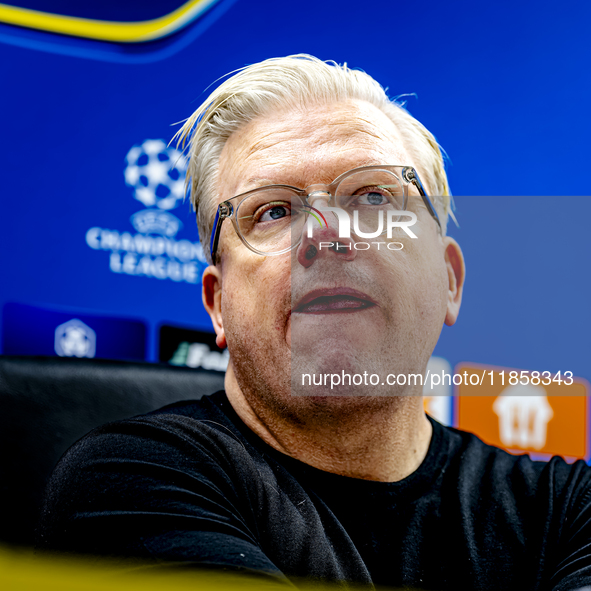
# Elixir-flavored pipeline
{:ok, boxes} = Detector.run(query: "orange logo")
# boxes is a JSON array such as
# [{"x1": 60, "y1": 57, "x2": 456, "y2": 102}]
[{"x1": 455, "y1": 364, "x2": 589, "y2": 460}]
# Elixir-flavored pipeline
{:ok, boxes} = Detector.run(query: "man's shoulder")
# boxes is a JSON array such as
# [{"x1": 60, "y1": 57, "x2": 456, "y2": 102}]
[
  {"x1": 38, "y1": 391, "x2": 283, "y2": 548},
  {"x1": 58, "y1": 390, "x2": 257, "y2": 471},
  {"x1": 441, "y1": 418, "x2": 587, "y2": 474},
  {"x1": 435, "y1": 418, "x2": 591, "y2": 509}
]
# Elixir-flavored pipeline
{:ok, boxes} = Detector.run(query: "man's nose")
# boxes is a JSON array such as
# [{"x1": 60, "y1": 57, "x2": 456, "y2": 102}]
[{"x1": 295, "y1": 192, "x2": 356, "y2": 268}]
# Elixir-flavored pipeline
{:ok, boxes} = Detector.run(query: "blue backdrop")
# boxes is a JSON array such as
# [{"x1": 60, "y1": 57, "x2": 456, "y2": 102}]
[{"x1": 1, "y1": 0, "x2": 589, "y2": 388}]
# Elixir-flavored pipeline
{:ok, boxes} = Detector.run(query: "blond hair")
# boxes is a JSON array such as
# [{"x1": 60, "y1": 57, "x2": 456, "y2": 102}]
[{"x1": 175, "y1": 54, "x2": 452, "y2": 263}]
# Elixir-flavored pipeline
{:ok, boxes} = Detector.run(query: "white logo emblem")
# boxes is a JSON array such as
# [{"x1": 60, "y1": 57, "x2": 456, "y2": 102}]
[
  {"x1": 124, "y1": 139, "x2": 187, "y2": 211},
  {"x1": 493, "y1": 384, "x2": 554, "y2": 450},
  {"x1": 55, "y1": 319, "x2": 96, "y2": 358},
  {"x1": 85, "y1": 139, "x2": 205, "y2": 284}
]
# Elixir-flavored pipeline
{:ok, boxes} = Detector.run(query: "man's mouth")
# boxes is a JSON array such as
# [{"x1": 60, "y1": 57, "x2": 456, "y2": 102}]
[{"x1": 293, "y1": 288, "x2": 378, "y2": 314}]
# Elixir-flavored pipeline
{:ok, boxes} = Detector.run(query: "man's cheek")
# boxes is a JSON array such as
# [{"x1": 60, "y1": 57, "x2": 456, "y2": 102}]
[{"x1": 285, "y1": 319, "x2": 291, "y2": 349}]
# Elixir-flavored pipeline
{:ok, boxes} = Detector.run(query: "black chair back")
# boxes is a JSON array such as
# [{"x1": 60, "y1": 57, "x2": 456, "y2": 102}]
[{"x1": 0, "y1": 355, "x2": 225, "y2": 547}]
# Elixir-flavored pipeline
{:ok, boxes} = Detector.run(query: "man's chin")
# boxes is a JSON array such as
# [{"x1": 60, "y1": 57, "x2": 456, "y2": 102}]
[
  {"x1": 290, "y1": 306, "x2": 383, "y2": 348},
  {"x1": 290, "y1": 388, "x2": 399, "y2": 399},
  {"x1": 284, "y1": 393, "x2": 406, "y2": 424},
  {"x1": 289, "y1": 363, "x2": 404, "y2": 398}
]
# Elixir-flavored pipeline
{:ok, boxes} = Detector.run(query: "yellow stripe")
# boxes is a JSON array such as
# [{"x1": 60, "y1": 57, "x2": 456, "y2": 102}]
[
  {"x1": 0, "y1": 0, "x2": 218, "y2": 42},
  {"x1": 0, "y1": 545, "x2": 311, "y2": 591}
]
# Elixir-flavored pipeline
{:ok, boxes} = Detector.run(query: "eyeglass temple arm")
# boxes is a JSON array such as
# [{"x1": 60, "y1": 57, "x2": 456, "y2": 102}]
[
  {"x1": 404, "y1": 168, "x2": 460, "y2": 230},
  {"x1": 408, "y1": 175, "x2": 442, "y2": 231},
  {"x1": 209, "y1": 207, "x2": 223, "y2": 265}
]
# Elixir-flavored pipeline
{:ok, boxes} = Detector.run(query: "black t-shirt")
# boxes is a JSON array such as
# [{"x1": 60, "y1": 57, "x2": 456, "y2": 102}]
[{"x1": 38, "y1": 391, "x2": 591, "y2": 590}]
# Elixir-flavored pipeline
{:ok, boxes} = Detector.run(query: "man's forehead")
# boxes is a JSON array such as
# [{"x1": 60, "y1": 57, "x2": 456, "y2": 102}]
[
  {"x1": 238, "y1": 99, "x2": 402, "y2": 151},
  {"x1": 217, "y1": 99, "x2": 413, "y2": 196}
]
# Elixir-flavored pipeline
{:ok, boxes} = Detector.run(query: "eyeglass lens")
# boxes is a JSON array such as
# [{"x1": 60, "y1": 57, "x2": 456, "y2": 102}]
[{"x1": 234, "y1": 169, "x2": 407, "y2": 255}]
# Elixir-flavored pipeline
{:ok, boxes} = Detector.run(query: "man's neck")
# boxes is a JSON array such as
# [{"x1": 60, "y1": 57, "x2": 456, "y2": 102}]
[{"x1": 224, "y1": 369, "x2": 433, "y2": 483}]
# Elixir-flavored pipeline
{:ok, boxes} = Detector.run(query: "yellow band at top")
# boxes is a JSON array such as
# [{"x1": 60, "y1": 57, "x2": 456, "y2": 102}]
[{"x1": 0, "y1": 0, "x2": 218, "y2": 43}]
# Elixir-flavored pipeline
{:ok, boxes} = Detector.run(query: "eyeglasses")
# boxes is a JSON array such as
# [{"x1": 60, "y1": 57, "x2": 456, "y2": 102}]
[{"x1": 209, "y1": 165, "x2": 441, "y2": 264}]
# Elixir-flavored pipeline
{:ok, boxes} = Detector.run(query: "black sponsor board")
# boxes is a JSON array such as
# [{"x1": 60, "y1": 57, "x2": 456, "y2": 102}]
[{"x1": 159, "y1": 325, "x2": 228, "y2": 372}]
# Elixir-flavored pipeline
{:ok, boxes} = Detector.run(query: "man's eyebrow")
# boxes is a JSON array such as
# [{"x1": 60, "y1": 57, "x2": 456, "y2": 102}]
[
  {"x1": 243, "y1": 177, "x2": 293, "y2": 189},
  {"x1": 242, "y1": 162, "x2": 407, "y2": 191},
  {"x1": 245, "y1": 178, "x2": 274, "y2": 186}
]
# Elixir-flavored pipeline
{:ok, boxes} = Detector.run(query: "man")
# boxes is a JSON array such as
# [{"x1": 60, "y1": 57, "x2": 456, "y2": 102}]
[{"x1": 38, "y1": 55, "x2": 591, "y2": 590}]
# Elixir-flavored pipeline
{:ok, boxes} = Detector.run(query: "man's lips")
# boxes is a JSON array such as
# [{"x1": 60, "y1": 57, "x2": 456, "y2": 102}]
[{"x1": 292, "y1": 288, "x2": 378, "y2": 314}]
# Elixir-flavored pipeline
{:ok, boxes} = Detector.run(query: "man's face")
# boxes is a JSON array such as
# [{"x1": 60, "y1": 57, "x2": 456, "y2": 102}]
[{"x1": 205, "y1": 99, "x2": 464, "y2": 414}]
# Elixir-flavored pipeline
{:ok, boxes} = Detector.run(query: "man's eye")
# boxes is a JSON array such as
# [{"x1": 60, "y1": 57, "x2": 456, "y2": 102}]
[
  {"x1": 357, "y1": 192, "x2": 388, "y2": 206},
  {"x1": 257, "y1": 204, "x2": 291, "y2": 222}
]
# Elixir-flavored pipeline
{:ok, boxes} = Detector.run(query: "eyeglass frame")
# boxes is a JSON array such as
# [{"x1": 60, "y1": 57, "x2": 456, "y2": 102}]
[{"x1": 208, "y1": 165, "x2": 441, "y2": 265}]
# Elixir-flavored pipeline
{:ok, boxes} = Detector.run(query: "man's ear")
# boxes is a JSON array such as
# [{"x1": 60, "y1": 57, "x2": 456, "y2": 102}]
[
  {"x1": 442, "y1": 237, "x2": 466, "y2": 326},
  {"x1": 202, "y1": 265, "x2": 226, "y2": 349}
]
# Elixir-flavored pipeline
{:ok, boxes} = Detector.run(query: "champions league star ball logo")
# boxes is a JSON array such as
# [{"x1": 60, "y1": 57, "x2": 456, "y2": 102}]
[
  {"x1": 124, "y1": 139, "x2": 187, "y2": 211},
  {"x1": 85, "y1": 138, "x2": 206, "y2": 284},
  {"x1": 124, "y1": 139, "x2": 189, "y2": 239},
  {"x1": 54, "y1": 319, "x2": 96, "y2": 358}
]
